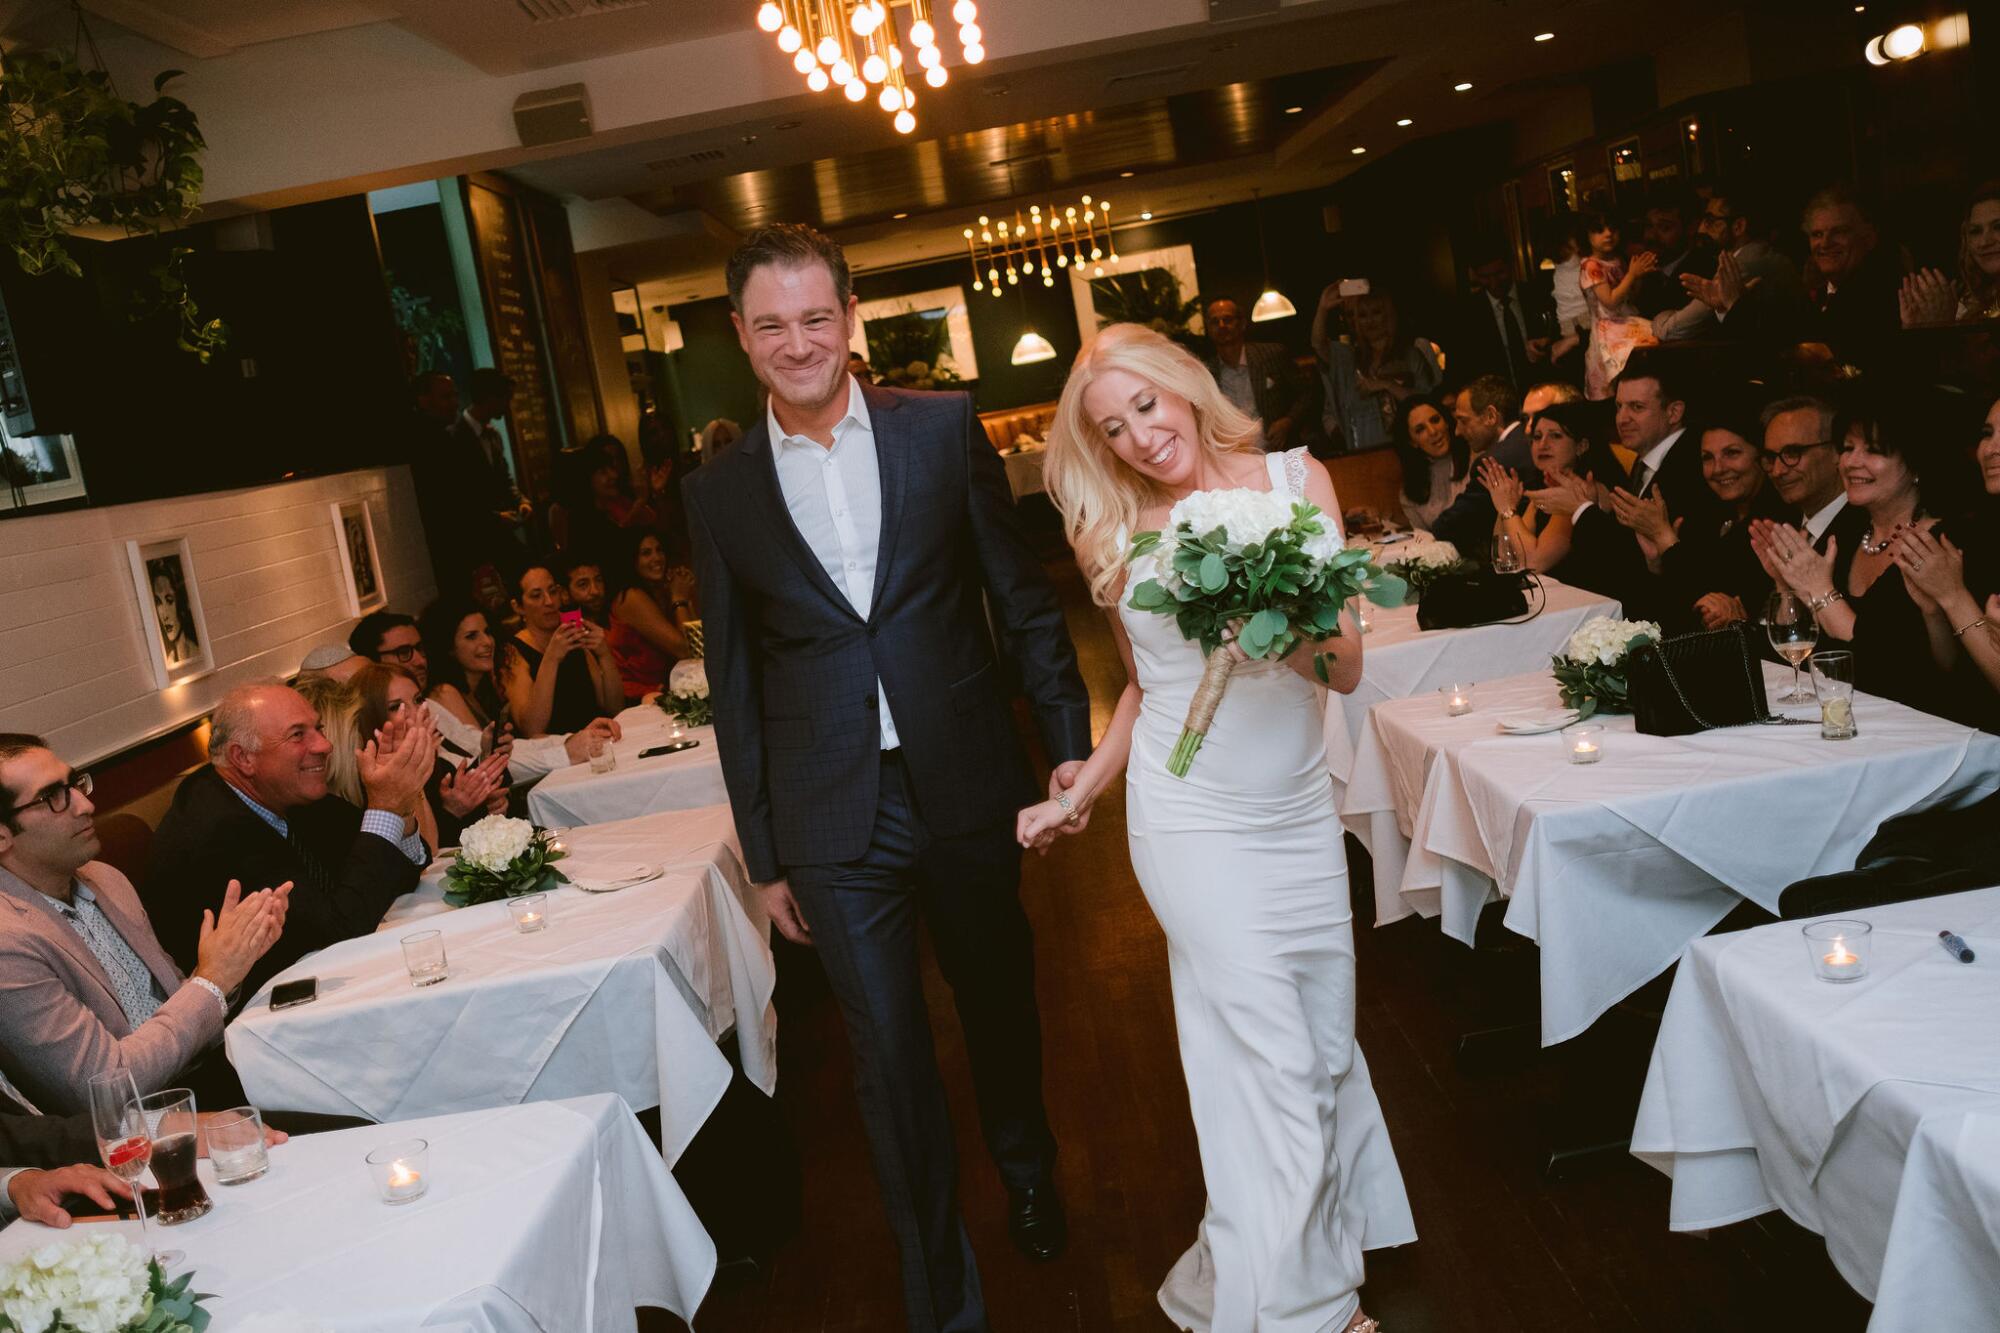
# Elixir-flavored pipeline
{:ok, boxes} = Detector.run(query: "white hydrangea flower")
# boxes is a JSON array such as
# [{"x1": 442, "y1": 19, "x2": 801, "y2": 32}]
[
  {"x1": 1562, "y1": 617, "x2": 1660, "y2": 666},
  {"x1": 668, "y1": 658, "x2": 708, "y2": 697},
  {"x1": 458, "y1": 814, "x2": 535, "y2": 872},
  {"x1": 1168, "y1": 487, "x2": 1298, "y2": 551},
  {"x1": 1385, "y1": 537, "x2": 1462, "y2": 570},
  {"x1": 0, "y1": 1233, "x2": 149, "y2": 1333}
]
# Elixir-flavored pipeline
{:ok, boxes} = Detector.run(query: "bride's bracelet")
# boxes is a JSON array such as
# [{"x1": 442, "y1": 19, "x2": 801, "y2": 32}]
[{"x1": 1054, "y1": 790, "x2": 1080, "y2": 824}]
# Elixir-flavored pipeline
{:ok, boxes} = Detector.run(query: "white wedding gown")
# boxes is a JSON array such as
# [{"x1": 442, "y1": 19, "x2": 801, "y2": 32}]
[{"x1": 1123, "y1": 448, "x2": 1416, "y2": 1333}]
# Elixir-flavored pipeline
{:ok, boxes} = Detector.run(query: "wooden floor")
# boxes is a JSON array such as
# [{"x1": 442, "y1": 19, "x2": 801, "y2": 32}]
[{"x1": 664, "y1": 559, "x2": 1873, "y2": 1332}]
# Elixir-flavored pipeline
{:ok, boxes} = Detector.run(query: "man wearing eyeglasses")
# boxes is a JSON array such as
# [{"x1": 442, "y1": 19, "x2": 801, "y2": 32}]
[
  {"x1": 349, "y1": 611, "x2": 428, "y2": 691},
  {"x1": 0, "y1": 735, "x2": 290, "y2": 1116},
  {"x1": 1654, "y1": 191, "x2": 1804, "y2": 343},
  {"x1": 1759, "y1": 395, "x2": 1866, "y2": 553}
]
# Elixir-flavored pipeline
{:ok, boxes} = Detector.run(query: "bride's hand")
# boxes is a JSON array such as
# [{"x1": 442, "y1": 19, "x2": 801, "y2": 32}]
[{"x1": 1015, "y1": 799, "x2": 1075, "y2": 854}]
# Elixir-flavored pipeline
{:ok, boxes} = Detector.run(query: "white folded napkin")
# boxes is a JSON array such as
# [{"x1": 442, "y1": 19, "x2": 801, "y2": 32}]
[
  {"x1": 563, "y1": 860, "x2": 663, "y2": 893},
  {"x1": 1495, "y1": 708, "x2": 1581, "y2": 735}
]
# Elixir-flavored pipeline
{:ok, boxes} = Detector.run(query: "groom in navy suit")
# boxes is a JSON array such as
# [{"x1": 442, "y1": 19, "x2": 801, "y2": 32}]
[{"x1": 685, "y1": 225, "x2": 1092, "y2": 1333}]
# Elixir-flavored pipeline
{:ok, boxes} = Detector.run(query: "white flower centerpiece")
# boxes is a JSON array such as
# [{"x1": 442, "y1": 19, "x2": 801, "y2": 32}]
[
  {"x1": 0, "y1": 1231, "x2": 211, "y2": 1333},
  {"x1": 443, "y1": 814, "x2": 568, "y2": 908},
  {"x1": 658, "y1": 659, "x2": 712, "y2": 728},
  {"x1": 1550, "y1": 617, "x2": 1661, "y2": 718},
  {"x1": 1377, "y1": 535, "x2": 1472, "y2": 600},
  {"x1": 1127, "y1": 487, "x2": 1406, "y2": 776}
]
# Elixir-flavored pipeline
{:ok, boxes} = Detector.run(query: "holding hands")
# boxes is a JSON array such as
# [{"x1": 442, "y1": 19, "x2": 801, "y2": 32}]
[{"x1": 1016, "y1": 760, "x2": 1091, "y2": 855}]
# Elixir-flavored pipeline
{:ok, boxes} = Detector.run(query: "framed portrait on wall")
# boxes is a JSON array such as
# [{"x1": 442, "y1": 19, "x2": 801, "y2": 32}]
[
  {"x1": 125, "y1": 537, "x2": 214, "y2": 689},
  {"x1": 1069, "y1": 243, "x2": 1203, "y2": 344},
  {"x1": 851, "y1": 286, "x2": 979, "y2": 389},
  {"x1": 330, "y1": 499, "x2": 386, "y2": 617}
]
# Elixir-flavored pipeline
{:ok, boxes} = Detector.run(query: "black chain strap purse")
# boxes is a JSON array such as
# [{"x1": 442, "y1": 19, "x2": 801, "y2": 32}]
[{"x1": 1627, "y1": 622, "x2": 1790, "y2": 736}]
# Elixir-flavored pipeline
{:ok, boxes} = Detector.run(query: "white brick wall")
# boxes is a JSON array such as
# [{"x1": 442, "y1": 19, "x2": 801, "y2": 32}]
[{"x1": 0, "y1": 466, "x2": 436, "y2": 765}]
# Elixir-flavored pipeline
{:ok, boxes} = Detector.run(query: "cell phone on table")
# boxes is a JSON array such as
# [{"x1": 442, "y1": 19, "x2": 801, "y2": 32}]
[
  {"x1": 638, "y1": 739, "x2": 702, "y2": 759},
  {"x1": 560, "y1": 609, "x2": 584, "y2": 630},
  {"x1": 270, "y1": 977, "x2": 318, "y2": 1010}
]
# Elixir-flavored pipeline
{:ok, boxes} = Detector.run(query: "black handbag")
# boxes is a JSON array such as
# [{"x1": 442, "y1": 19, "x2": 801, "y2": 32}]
[
  {"x1": 1415, "y1": 571, "x2": 1530, "y2": 630},
  {"x1": 1627, "y1": 622, "x2": 1773, "y2": 736}
]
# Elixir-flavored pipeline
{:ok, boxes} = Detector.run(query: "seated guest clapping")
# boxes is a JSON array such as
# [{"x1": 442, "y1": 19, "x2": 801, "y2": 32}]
[
  {"x1": 606, "y1": 528, "x2": 698, "y2": 704},
  {"x1": 353, "y1": 664, "x2": 508, "y2": 848},
  {"x1": 0, "y1": 737, "x2": 287, "y2": 1114},
  {"x1": 419, "y1": 599, "x2": 621, "y2": 779},
  {"x1": 1750, "y1": 391, "x2": 1973, "y2": 718},
  {"x1": 1758, "y1": 394, "x2": 1864, "y2": 552},
  {"x1": 497, "y1": 565, "x2": 625, "y2": 738},
  {"x1": 1479, "y1": 397, "x2": 1630, "y2": 597},
  {"x1": 145, "y1": 682, "x2": 433, "y2": 1001},
  {"x1": 1611, "y1": 402, "x2": 1784, "y2": 630}
]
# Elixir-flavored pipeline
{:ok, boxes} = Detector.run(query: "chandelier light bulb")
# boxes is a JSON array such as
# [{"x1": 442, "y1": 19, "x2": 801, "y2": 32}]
[
  {"x1": 878, "y1": 84, "x2": 901, "y2": 112},
  {"x1": 793, "y1": 48, "x2": 817, "y2": 73},
  {"x1": 910, "y1": 19, "x2": 935, "y2": 45},
  {"x1": 832, "y1": 58, "x2": 854, "y2": 83},
  {"x1": 863, "y1": 53, "x2": 888, "y2": 82},
  {"x1": 952, "y1": 0, "x2": 977, "y2": 23},
  {"x1": 777, "y1": 25, "x2": 803, "y2": 52},
  {"x1": 807, "y1": 67, "x2": 831, "y2": 91},
  {"x1": 852, "y1": 5, "x2": 880, "y2": 35},
  {"x1": 903, "y1": 86, "x2": 916, "y2": 108},
  {"x1": 817, "y1": 35, "x2": 842, "y2": 63},
  {"x1": 925, "y1": 63, "x2": 947, "y2": 87},
  {"x1": 895, "y1": 109, "x2": 917, "y2": 133},
  {"x1": 844, "y1": 78, "x2": 868, "y2": 102},
  {"x1": 1881, "y1": 22, "x2": 1925, "y2": 59},
  {"x1": 757, "y1": 2, "x2": 783, "y2": 32},
  {"x1": 889, "y1": 45, "x2": 903, "y2": 68},
  {"x1": 963, "y1": 42, "x2": 985, "y2": 63},
  {"x1": 959, "y1": 23, "x2": 981, "y2": 45},
  {"x1": 918, "y1": 43, "x2": 942, "y2": 67}
]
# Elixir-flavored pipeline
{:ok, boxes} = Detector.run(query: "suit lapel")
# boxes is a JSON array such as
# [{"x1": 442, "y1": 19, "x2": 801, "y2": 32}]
[
  {"x1": 865, "y1": 384, "x2": 908, "y2": 613},
  {"x1": 738, "y1": 420, "x2": 863, "y2": 619},
  {"x1": 0, "y1": 867, "x2": 125, "y2": 1014}
]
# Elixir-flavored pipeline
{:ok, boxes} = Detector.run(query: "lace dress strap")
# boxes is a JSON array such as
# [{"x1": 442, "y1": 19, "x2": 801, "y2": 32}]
[{"x1": 1264, "y1": 446, "x2": 1309, "y2": 498}]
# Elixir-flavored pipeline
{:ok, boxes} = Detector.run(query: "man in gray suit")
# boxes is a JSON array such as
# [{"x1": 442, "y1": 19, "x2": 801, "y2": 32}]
[
  {"x1": 0, "y1": 735, "x2": 287, "y2": 1116},
  {"x1": 685, "y1": 225, "x2": 1091, "y2": 1333}
]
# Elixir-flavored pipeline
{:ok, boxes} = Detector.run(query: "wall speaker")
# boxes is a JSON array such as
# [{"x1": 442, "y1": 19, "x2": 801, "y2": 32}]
[{"x1": 514, "y1": 83, "x2": 593, "y2": 147}]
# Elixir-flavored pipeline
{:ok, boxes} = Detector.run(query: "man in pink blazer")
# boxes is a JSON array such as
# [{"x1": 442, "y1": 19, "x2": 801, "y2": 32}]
[{"x1": 0, "y1": 734, "x2": 288, "y2": 1117}]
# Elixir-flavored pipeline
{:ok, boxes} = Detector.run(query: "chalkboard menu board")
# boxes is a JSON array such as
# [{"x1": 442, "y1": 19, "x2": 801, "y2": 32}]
[
  {"x1": 463, "y1": 178, "x2": 560, "y2": 505},
  {"x1": 524, "y1": 194, "x2": 603, "y2": 452}
]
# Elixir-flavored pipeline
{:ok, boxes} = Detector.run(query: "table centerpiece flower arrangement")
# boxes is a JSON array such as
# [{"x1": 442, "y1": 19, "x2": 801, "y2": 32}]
[
  {"x1": 1550, "y1": 617, "x2": 1661, "y2": 718},
  {"x1": 1375, "y1": 535, "x2": 1472, "y2": 601},
  {"x1": 1127, "y1": 488, "x2": 1406, "y2": 777},
  {"x1": 657, "y1": 660, "x2": 712, "y2": 728},
  {"x1": 0, "y1": 1231, "x2": 212, "y2": 1333},
  {"x1": 443, "y1": 814, "x2": 568, "y2": 907}
]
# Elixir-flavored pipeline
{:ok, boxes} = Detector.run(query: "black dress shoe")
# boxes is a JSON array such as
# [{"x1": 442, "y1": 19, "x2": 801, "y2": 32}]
[{"x1": 1006, "y1": 1181, "x2": 1067, "y2": 1262}]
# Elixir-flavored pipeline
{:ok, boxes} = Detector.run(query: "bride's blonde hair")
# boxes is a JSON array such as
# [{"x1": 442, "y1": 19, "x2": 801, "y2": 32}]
[{"x1": 1044, "y1": 322, "x2": 1264, "y2": 608}]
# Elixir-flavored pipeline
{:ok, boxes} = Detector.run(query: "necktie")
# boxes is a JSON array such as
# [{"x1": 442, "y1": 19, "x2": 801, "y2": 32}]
[
  {"x1": 1630, "y1": 461, "x2": 1653, "y2": 496},
  {"x1": 1502, "y1": 300, "x2": 1530, "y2": 387}
]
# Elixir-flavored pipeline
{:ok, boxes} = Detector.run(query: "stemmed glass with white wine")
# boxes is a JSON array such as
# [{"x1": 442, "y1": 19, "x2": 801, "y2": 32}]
[
  {"x1": 1765, "y1": 589, "x2": 1819, "y2": 704},
  {"x1": 87, "y1": 1069, "x2": 181, "y2": 1270}
]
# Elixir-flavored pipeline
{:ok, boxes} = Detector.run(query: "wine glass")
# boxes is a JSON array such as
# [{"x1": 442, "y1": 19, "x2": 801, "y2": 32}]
[
  {"x1": 86, "y1": 1070, "x2": 181, "y2": 1269},
  {"x1": 1492, "y1": 532, "x2": 1525, "y2": 575},
  {"x1": 1765, "y1": 589, "x2": 1819, "y2": 703}
]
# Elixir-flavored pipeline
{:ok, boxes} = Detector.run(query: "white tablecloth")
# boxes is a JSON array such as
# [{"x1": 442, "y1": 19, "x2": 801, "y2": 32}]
[
  {"x1": 1001, "y1": 445, "x2": 1046, "y2": 499},
  {"x1": 1632, "y1": 889, "x2": 2000, "y2": 1330},
  {"x1": 1344, "y1": 663, "x2": 2000, "y2": 1043},
  {"x1": 527, "y1": 704, "x2": 727, "y2": 827},
  {"x1": 227, "y1": 806, "x2": 775, "y2": 1164},
  {"x1": 0, "y1": 1095, "x2": 713, "y2": 1332},
  {"x1": 1325, "y1": 576, "x2": 1617, "y2": 789}
]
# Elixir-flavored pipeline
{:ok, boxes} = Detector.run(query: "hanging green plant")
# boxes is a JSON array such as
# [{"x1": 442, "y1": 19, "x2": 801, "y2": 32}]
[{"x1": 0, "y1": 48, "x2": 226, "y2": 360}]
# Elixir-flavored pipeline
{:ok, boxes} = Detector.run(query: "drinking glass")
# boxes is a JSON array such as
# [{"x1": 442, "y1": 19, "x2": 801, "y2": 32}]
[
  {"x1": 1812, "y1": 650, "x2": 1858, "y2": 739},
  {"x1": 401, "y1": 929, "x2": 449, "y2": 986},
  {"x1": 1491, "y1": 532, "x2": 1525, "y2": 575},
  {"x1": 1803, "y1": 919, "x2": 1871, "y2": 982},
  {"x1": 1764, "y1": 589, "x2": 1819, "y2": 703},
  {"x1": 508, "y1": 893, "x2": 549, "y2": 933},
  {"x1": 134, "y1": 1088, "x2": 211, "y2": 1225},
  {"x1": 205, "y1": 1106, "x2": 269, "y2": 1185},
  {"x1": 366, "y1": 1138, "x2": 430, "y2": 1205},
  {"x1": 87, "y1": 1070, "x2": 178, "y2": 1267},
  {"x1": 587, "y1": 734, "x2": 616, "y2": 774}
]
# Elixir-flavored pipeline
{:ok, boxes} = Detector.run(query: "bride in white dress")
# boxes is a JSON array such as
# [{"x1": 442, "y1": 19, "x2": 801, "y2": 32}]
[{"x1": 1020, "y1": 324, "x2": 1416, "y2": 1333}]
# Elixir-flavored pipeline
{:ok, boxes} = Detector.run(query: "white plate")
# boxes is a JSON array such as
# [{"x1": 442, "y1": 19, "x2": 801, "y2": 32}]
[
  {"x1": 564, "y1": 861, "x2": 663, "y2": 893},
  {"x1": 1494, "y1": 708, "x2": 1580, "y2": 736}
]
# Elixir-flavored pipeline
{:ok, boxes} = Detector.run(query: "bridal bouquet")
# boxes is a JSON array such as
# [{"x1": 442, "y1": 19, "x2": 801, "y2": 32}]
[
  {"x1": 657, "y1": 660, "x2": 713, "y2": 728},
  {"x1": 1377, "y1": 535, "x2": 1472, "y2": 601},
  {"x1": 443, "y1": 814, "x2": 568, "y2": 906},
  {"x1": 1127, "y1": 489, "x2": 1406, "y2": 776},
  {"x1": 1550, "y1": 617, "x2": 1660, "y2": 718},
  {"x1": 0, "y1": 1232, "x2": 212, "y2": 1333}
]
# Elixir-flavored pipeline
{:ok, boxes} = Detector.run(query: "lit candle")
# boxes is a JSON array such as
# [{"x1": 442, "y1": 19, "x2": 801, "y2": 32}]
[
  {"x1": 386, "y1": 1161, "x2": 424, "y2": 1201},
  {"x1": 1441, "y1": 683, "x2": 1474, "y2": 716},
  {"x1": 1823, "y1": 936, "x2": 1859, "y2": 971},
  {"x1": 518, "y1": 911, "x2": 543, "y2": 930},
  {"x1": 1563, "y1": 723, "x2": 1605, "y2": 764}
]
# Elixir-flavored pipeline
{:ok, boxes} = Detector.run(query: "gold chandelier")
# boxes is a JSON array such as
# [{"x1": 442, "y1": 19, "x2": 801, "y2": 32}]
[
  {"x1": 754, "y1": 0, "x2": 985, "y2": 135},
  {"x1": 962, "y1": 195, "x2": 1120, "y2": 297}
]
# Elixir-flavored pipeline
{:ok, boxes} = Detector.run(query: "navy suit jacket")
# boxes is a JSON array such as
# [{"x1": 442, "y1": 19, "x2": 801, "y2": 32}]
[
  {"x1": 684, "y1": 383, "x2": 1091, "y2": 884},
  {"x1": 1432, "y1": 421, "x2": 1535, "y2": 558}
]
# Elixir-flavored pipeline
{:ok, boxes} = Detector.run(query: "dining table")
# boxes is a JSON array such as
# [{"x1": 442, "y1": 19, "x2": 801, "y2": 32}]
[
  {"x1": 0, "y1": 1095, "x2": 714, "y2": 1332},
  {"x1": 1341, "y1": 662, "x2": 2000, "y2": 1043},
  {"x1": 226, "y1": 804, "x2": 774, "y2": 1164},
  {"x1": 1632, "y1": 887, "x2": 2000, "y2": 1331},
  {"x1": 526, "y1": 701, "x2": 728, "y2": 827}
]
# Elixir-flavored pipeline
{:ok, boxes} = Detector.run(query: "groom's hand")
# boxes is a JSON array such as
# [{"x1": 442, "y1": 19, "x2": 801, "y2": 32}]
[
  {"x1": 1048, "y1": 760, "x2": 1091, "y2": 834},
  {"x1": 757, "y1": 878, "x2": 814, "y2": 947}
]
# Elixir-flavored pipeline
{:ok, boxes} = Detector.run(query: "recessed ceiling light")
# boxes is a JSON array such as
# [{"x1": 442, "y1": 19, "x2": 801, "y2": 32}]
[
  {"x1": 1534, "y1": 31, "x2": 1555, "y2": 42},
  {"x1": 1284, "y1": 105, "x2": 1304, "y2": 115},
  {"x1": 1351, "y1": 146, "x2": 1367, "y2": 155},
  {"x1": 892, "y1": 211, "x2": 908, "y2": 219},
  {"x1": 1140, "y1": 211, "x2": 1153, "y2": 220},
  {"x1": 1396, "y1": 117, "x2": 1413, "y2": 127},
  {"x1": 1453, "y1": 81, "x2": 1473, "y2": 92}
]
